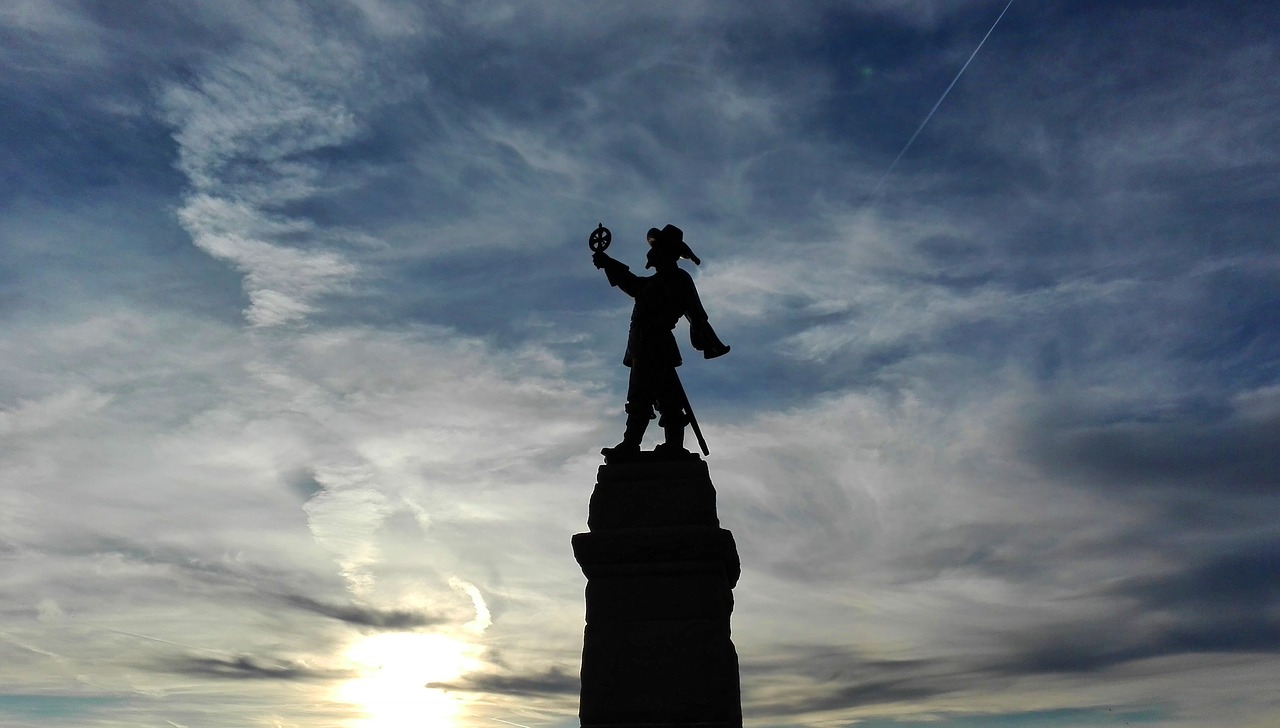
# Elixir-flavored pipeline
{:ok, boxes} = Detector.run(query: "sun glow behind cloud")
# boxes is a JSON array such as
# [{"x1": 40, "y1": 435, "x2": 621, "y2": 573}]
[{"x1": 338, "y1": 631, "x2": 482, "y2": 728}]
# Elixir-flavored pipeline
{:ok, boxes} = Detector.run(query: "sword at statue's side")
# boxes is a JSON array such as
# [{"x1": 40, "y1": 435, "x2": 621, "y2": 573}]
[{"x1": 671, "y1": 369, "x2": 710, "y2": 456}]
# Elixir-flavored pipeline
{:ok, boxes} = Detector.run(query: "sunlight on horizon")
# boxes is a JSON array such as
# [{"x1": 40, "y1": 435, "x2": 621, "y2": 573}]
[{"x1": 337, "y1": 632, "x2": 482, "y2": 727}]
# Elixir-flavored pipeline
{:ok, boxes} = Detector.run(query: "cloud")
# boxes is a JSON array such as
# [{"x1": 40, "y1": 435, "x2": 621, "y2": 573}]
[
  {"x1": 174, "y1": 196, "x2": 360, "y2": 327},
  {"x1": 0, "y1": 297, "x2": 600, "y2": 716},
  {"x1": 428, "y1": 666, "x2": 578, "y2": 698},
  {"x1": 0, "y1": 387, "x2": 112, "y2": 435},
  {"x1": 158, "y1": 654, "x2": 349, "y2": 682},
  {"x1": 0, "y1": 0, "x2": 111, "y2": 77},
  {"x1": 280, "y1": 593, "x2": 445, "y2": 630},
  {"x1": 302, "y1": 462, "x2": 394, "y2": 598},
  {"x1": 975, "y1": 539, "x2": 1280, "y2": 678},
  {"x1": 158, "y1": 2, "x2": 388, "y2": 326},
  {"x1": 744, "y1": 648, "x2": 970, "y2": 715},
  {"x1": 1118, "y1": 542, "x2": 1280, "y2": 615},
  {"x1": 1022, "y1": 398, "x2": 1280, "y2": 495},
  {"x1": 854, "y1": 0, "x2": 1001, "y2": 28}
]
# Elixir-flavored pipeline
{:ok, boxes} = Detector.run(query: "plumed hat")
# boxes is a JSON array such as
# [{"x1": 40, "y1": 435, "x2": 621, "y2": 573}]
[{"x1": 646, "y1": 224, "x2": 701, "y2": 266}]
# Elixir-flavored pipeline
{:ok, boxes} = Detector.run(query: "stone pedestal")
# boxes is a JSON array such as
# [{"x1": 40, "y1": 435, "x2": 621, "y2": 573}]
[{"x1": 572, "y1": 458, "x2": 742, "y2": 727}]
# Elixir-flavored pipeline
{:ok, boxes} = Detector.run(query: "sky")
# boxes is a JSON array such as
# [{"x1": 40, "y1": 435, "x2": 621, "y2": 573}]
[{"x1": 2, "y1": 1, "x2": 1279, "y2": 726}]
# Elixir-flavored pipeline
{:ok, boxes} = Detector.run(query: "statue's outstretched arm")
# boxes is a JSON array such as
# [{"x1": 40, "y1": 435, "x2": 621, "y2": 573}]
[{"x1": 593, "y1": 252, "x2": 643, "y2": 297}]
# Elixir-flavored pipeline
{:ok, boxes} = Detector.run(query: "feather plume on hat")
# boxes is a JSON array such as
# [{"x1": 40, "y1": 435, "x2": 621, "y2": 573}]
[{"x1": 647, "y1": 224, "x2": 700, "y2": 266}]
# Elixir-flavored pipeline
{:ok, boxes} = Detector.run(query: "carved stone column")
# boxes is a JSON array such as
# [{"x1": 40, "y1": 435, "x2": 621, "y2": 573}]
[{"x1": 572, "y1": 458, "x2": 742, "y2": 727}]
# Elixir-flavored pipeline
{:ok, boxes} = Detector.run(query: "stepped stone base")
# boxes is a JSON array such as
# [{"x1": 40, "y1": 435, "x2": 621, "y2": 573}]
[{"x1": 573, "y1": 460, "x2": 742, "y2": 727}]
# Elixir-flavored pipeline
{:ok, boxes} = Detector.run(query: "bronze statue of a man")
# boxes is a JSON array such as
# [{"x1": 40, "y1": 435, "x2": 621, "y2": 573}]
[{"x1": 592, "y1": 224, "x2": 729, "y2": 460}]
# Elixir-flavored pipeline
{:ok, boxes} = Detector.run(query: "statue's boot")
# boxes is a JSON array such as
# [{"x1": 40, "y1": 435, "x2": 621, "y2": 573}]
[
  {"x1": 654, "y1": 422, "x2": 694, "y2": 460},
  {"x1": 601, "y1": 414, "x2": 648, "y2": 461}
]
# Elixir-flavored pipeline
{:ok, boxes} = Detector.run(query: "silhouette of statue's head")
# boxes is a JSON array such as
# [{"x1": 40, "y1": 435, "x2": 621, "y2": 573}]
[{"x1": 645, "y1": 224, "x2": 701, "y2": 269}]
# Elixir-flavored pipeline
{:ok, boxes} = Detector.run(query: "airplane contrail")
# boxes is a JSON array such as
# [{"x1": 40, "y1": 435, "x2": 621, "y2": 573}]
[
  {"x1": 490, "y1": 718, "x2": 536, "y2": 728},
  {"x1": 106, "y1": 628, "x2": 238, "y2": 657},
  {"x1": 872, "y1": 0, "x2": 1017, "y2": 195}
]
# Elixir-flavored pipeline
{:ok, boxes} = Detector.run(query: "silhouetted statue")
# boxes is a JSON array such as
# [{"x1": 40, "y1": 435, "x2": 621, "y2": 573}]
[{"x1": 591, "y1": 224, "x2": 729, "y2": 461}]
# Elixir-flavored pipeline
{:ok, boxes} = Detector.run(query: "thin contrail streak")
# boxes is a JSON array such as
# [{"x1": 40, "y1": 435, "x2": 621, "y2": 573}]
[
  {"x1": 106, "y1": 628, "x2": 238, "y2": 657},
  {"x1": 872, "y1": 0, "x2": 1016, "y2": 195},
  {"x1": 490, "y1": 719, "x2": 535, "y2": 728}
]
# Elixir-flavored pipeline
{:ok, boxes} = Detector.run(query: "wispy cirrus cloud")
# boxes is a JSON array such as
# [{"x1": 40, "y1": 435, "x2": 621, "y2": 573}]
[
  {"x1": 157, "y1": 2, "x2": 393, "y2": 327},
  {"x1": 157, "y1": 654, "x2": 351, "y2": 682}
]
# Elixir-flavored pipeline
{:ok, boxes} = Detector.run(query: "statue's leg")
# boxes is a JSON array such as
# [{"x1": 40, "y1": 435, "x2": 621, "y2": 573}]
[
  {"x1": 619, "y1": 405, "x2": 650, "y2": 445},
  {"x1": 602, "y1": 364, "x2": 654, "y2": 459},
  {"x1": 654, "y1": 367, "x2": 690, "y2": 456},
  {"x1": 660, "y1": 418, "x2": 686, "y2": 452}
]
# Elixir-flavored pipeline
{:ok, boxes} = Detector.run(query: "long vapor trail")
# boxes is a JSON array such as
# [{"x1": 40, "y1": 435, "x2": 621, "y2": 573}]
[
  {"x1": 489, "y1": 719, "x2": 535, "y2": 728},
  {"x1": 106, "y1": 627, "x2": 238, "y2": 657},
  {"x1": 872, "y1": 0, "x2": 1016, "y2": 195}
]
